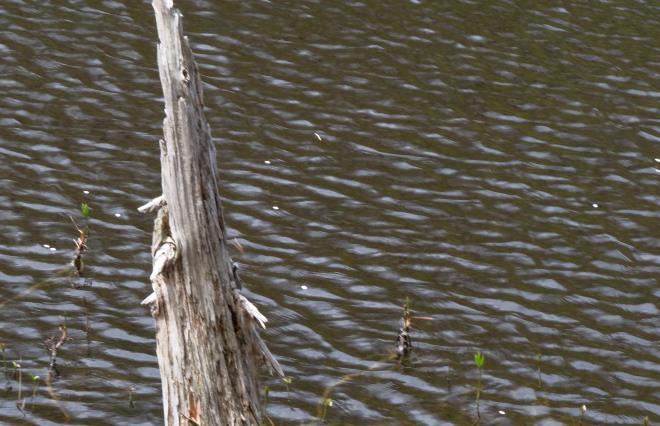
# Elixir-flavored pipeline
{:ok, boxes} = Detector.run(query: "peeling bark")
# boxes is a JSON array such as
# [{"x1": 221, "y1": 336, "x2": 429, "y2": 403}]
[{"x1": 139, "y1": 1, "x2": 281, "y2": 424}]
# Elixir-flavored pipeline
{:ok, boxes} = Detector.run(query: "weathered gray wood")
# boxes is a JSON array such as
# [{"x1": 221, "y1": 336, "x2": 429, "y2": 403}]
[
  {"x1": 145, "y1": 1, "x2": 281, "y2": 424},
  {"x1": 137, "y1": 194, "x2": 166, "y2": 213}
]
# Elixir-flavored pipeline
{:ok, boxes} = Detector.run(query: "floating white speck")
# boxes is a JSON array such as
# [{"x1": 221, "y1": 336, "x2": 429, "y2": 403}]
[
  {"x1": 83, "y1": 190, "x2": 90, "y2": 194},
  {"x1": 655, "y1": 158, "x2": 660, "y2": 163},
  {"x1": 592, "y1": 203, "x2": 598, "y2": 208},
  {"x1": 467, "y1": 35, "x2": 486, "y2": 43},
  {"x1": 49, "y1": 247, "x2": 56, "y2": 251},
  {"x1": 498, "y1": 410, "x2": 506, "y2": 415},
  {"x1": 314, "y1": 132, "x2": 322, "y2": 141},
  {"x1": 655, "y1": 168, "x2": 660, "y2": 173},
  {"x1": 272, "y1": 206, "x2": 279, "y2": 210},
  {"x1": 114, "y1": 213, "x2": 121, "y2": 217},
  {"x1": 264, "y1": 160, "x2": 271, "y2": 164},
  {"x1": 581, "y1": 404, "x2": 587, "y2": 413},
  {"x1": 43, "y1": 244, "x2": 50, "y2": 248},
  {"x1": 301, "y1": 285, "x2": 308, "y2": 290}
]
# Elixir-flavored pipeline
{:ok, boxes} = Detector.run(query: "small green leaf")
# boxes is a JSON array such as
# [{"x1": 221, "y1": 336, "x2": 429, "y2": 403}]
[
  {"x1": 474, "y1": 351, "x2": 485, "y2": 368},
  {"x1": 31, "y1": 375, "x2": 39, "y2": 382},
  {"x1": 282, "y1": 376, "x2": 292, "y2": 385},
  {"x1": 323, "y1": 398, "x2": 333, "y2": 407},
  {"x1": 81, "y1": 203, "x2": 91, "y2": 218}
]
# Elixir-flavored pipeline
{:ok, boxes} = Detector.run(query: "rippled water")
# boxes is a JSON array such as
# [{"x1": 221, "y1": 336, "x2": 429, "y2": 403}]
[{"x1": 1, "y1": 1, "x2": 659, "y2": 424}]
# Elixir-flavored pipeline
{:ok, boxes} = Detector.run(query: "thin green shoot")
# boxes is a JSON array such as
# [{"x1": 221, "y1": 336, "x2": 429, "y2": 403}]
[
  {"x1": 261, "y1": 385, "x2": 275, "y2": 426},
  {"x1": 473, "y1": 351, "x2": 486, "y2": 422},
  {"x1": 320, "y1": 397, "x2": 333, "y2": 422},
  {"x1": 282, "y1": 376, "x2": 292, "y2": 398},
  {"x1": 31, "y1": 375, "x2": 39, "y2": 394},
  {"x1": 13, "y1": 360, "x2": 23, "y2": 412},
  {"x1": 28, "y1": 374, "x2": 40, "y2": 407},
  {"x1": 12, "y1": 360, "x2": 21, "y2": 382}
]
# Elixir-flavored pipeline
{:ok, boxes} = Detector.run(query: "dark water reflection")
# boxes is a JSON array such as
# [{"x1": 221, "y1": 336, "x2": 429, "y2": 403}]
[{"x1": 1, "y1": 0, "x2": 659, "y2": 424}]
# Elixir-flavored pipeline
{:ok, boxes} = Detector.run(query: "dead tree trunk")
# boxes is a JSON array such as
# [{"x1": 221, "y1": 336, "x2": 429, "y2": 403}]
[{"x1": 138, "y1": 1, "x2": 282, "y2": 424}]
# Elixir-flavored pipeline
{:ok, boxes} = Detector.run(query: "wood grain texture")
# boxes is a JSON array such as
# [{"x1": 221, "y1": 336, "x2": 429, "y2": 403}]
[{"x1": 149, "y1": 1, "x2": 268, "y2": 424}]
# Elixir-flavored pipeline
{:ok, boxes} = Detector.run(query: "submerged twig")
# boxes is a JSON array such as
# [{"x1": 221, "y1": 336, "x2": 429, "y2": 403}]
[
  {"x1": 13, "y1": 360, "x2": 24, "y2": 416},
  {"x1": 0, "y1": 342, "x2": 6, "y2": 379},
  {"x1": 396, "y1": 296, "x2": 413, "y2": 359},
  {"x1": 45, "y1": 322, "x2": 68, "y2": 375},
  {"x1": 71, "y1": 226, "x2": 88, "y2": 276},
  {"x1": 44, "y1": 323, "x2": 71, "y2": 421},
  {"x1": 128, "y1": 385, "x2": 136, "y2": 408},
  {"x1": 26, "y1": 374, "x2": 40, "y2": 410},
  {"x1": 83, "y1": 297, "x2": 91, "y2": 356},
  {"x1": 70, "y1": 203, "x2": 90, "y2": 276},
  {"x1": 44, "y1": 372, "x2": 70, "y2": 421}
]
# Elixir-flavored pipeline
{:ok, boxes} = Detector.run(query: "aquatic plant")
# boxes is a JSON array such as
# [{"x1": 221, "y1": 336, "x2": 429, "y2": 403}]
[
  {"x1": 282, "y1": 376, "x2": 292, "y2": 398},
  {"x1": 12, "y1": 360, "x2": 25, "y2": 413},
  {"x1": 80, "y1": 202, "x2": 91, "y2": 219},
  {"x1": 18, "y1": 374, "x2": 41, "y2": 411},
  {"x1": 128, "y1": 385, "x2": 136, "y2": 408},
  {"x1": 30, "y1": 374, "x2": 39, "y2": 399},
  {"x1": 320, "y1": 397, "x2": 333, "y2": 422},
  {"x1": 70, "y1": 203, "x2": 90, "y2": 275},
  {"x1": 317, "y1": 297, "x2": 426, "y2": 422},
  {"x1": 395, "y1": 296, "x2": 413, "y2": 359},
  {"x1": 260, "y1": 385, "x2": 275, "y2": 426},
  {"x1": 46, "y1": 321, "x2": 68, "y2": 374},
  {"x1": 578, "y1": 404, "x2": 587, "y2": 425},
  {"x1": 44, "y1": 322, "x2": 71, "y2": 421},
  {"x1": 474, "y1": 351, "x2": 485, "y2": 369},
  {"x1": 473, "y1": 351, "x2": 486, "y2": 422}
]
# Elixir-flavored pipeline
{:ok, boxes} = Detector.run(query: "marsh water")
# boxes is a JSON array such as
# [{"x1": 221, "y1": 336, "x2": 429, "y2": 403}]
[{"x1": 1, "y1": 1, "x2": 659, "y2": 424}]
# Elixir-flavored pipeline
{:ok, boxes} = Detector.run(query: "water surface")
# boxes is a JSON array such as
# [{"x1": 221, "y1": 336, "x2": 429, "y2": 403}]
[{"x1": 1, "y1": 0, "x2": 659, "y2": 424}]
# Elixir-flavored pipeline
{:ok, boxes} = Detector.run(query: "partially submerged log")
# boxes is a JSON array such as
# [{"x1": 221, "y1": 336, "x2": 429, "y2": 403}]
[{"x1": 139, "y1": 1, "x2": 282, "y2": 424}]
